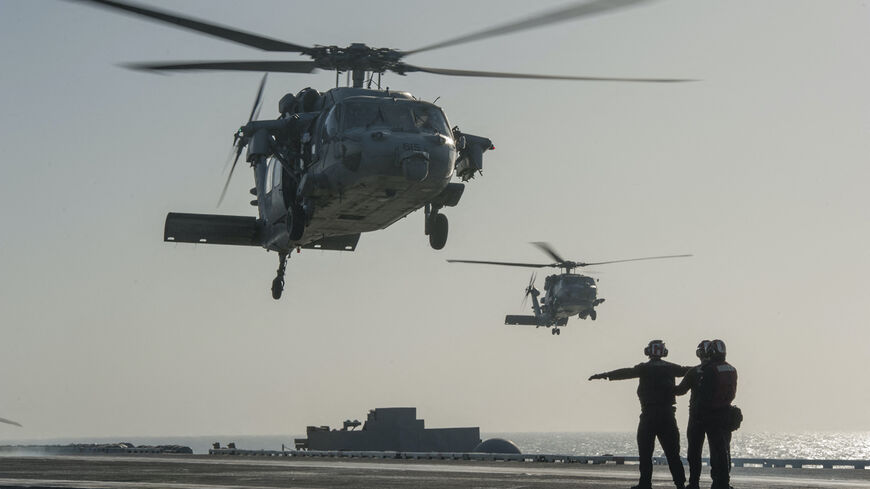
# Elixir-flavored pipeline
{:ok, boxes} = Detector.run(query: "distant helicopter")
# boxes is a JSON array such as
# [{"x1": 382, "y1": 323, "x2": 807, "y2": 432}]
[
  {"x1": 73, "y1": 0, "x2": 691, "y2": 299},
  {"x1": 448, "y1": 243, "x2": 691, "y2": 335}
]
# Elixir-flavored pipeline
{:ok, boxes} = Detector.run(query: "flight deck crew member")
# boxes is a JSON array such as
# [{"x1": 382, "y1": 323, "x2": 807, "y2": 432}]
[
  {"x1": 695, "y1": 339, "x2": 737, "y2": 489},
  {"x1": 589, "y1": 340, "x2": 691, "y2": 489},
  {"x1": 674, "y1": 340, "x2": 712, "y2": 489}
]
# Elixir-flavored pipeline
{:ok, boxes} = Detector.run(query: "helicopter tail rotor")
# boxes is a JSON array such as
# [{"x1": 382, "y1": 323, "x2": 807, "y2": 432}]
[
  {"x1": 218, "y1": 73, "x2": 267, "y2": 206},
  {"x1": 522, "y1": 272, "x2": 537, "y2": 309}
]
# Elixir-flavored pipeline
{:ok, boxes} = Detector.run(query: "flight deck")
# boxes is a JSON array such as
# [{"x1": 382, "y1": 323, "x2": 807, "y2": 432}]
[{"x1": 1, "y1": 454, "x2": 869, "y2": 489}]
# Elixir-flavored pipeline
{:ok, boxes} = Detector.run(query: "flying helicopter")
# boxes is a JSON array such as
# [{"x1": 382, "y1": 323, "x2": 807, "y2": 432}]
[
  {"x1": 447, "y1": 242, "x2": 691, "y2": 335},
  {"x1": 72, "y1": 0, "x2": 692, "y2": 299}
]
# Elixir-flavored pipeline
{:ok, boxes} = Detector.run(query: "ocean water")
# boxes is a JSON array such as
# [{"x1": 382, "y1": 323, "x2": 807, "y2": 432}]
[
  {"x1": 489, "y1": 432, "x2": 870, "y2": 460},
  {"x1": 2, "y1": 432, "x2": 869, "y2": 459}
]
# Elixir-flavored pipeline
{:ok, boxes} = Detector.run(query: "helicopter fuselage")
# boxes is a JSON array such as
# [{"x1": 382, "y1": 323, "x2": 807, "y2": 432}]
[
  {"x1": 164, "y1": 86, "x2": 492, "y2": 297},
  {"x1": 255, "y1": 88, "x2": 480, "y2": 252},
  {"x1": 540, "y1": 273, "x2": 599, "y2": 320}
]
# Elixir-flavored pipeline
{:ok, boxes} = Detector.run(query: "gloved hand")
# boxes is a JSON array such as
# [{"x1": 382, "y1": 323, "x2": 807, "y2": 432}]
[{"x1": 588, "y1": 373, "x2": 607, "y2": 381}]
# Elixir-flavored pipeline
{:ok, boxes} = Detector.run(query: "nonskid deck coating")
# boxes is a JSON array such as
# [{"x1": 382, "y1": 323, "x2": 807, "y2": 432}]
[{"x1": 1, "y1": 455, "x2": 870, "y2": 489}]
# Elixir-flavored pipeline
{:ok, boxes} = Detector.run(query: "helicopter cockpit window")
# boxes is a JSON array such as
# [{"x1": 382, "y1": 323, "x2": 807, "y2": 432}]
[
  {"x1": 341, "y1": 101, "x2": 450, "y2": 134},
  {"x1": 411, "y1": 105, "x2": 450, "y2": 135},
  {"x1": 343, "y1": 102, "x2": 380, "y2": 130}
]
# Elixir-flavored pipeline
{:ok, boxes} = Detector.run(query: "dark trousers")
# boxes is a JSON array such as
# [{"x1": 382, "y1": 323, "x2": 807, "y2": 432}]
[
  {"x1": 637, "y1": 406, "x2": 686, "y2": 488},
  {"x1": 701, "y1": 412, "x2": 732, "y2": 489},
  {"x1": 686, "y1": 414, "x2": 705, "y2": 486}
]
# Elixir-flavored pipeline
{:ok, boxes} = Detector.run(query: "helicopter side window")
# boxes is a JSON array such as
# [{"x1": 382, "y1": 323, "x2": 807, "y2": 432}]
[
  {"x1": 271, "y1": 158, "x2": 282, "y2": 189},
  {"x1": 324, "y1": 106, "x2": 340, "y2": 139},
  {"x1": 264, "y1": 158, "x2": 283, "y2": 191}
]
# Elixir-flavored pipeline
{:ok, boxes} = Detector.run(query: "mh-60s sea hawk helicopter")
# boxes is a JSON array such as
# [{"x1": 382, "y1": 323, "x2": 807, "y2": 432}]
[
  {"x1": 448, "y1": 243, "x2": 691, "y2": 335},
  {"x1": 73, "y1": 0, "x2": 691, "y2": 299}
]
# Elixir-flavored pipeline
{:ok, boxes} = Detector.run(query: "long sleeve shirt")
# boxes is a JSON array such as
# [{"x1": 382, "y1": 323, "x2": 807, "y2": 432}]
[
  {"x1": 674, "y1": 363, "x2": 704, "y2": 414},
  {"x1": 604, "y1": 359, "x2": 692, "y2": 409}
]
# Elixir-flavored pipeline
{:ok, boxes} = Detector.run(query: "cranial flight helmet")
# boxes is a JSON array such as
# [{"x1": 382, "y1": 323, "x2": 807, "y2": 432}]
[
  {"x1": 696, "y1": 340, "x2": 712, "y2": 360},
  {"x1": 705, "y1": 339, "x2": 727, "y2": 359},
  {"x1": 644, "y1": 339, "x2": 668, "y2": 358}
]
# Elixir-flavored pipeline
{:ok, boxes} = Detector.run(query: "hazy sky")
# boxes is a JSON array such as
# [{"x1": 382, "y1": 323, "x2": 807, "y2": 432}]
[{"x1": 1, "y1": 0, "x2": 868, "y2": 441}]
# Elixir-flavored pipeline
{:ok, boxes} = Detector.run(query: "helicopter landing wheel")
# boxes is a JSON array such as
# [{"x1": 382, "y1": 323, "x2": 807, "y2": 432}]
[
  {"x1": 271, "y1": 252, "x2": 287, "y2": 300},
  {"x1": 551, "y1": 328, "x2": 560, "y2": 335},
  {"x1": 428, "y1": 213, "x2": 448, "y2": 250},
  {"x1": 271, "y1": 277, "x2": 284, "y2": 300},
  {"x1": 589, "y1": 310, "x2": 597, "y2": 321}
]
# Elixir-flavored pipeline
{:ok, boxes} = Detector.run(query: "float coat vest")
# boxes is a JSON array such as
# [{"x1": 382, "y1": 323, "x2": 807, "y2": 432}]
[{"x1": 697, "y1": 360, "x2": 737, "y2": 411}]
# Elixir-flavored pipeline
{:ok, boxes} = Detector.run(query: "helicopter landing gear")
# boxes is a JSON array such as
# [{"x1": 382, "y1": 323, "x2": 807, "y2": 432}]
[
  {"x1": 425, "y1": 203, "x2": 448, "y2": 250},
  {"x1": 589, "y1": 310, "x2": 597, "y2": 321},
  {"x1": 288, "y1": 204, "x2": 305, "y2": 241},
  {"x1": 429, "y1": 214, "x2": 448, "y2": 250},
  {"x1": 271, "y1": 252, "x2": 287, "y2": 300},
  {"x1": 551, "y1": 328, "x2": 561, "y2": 336}
]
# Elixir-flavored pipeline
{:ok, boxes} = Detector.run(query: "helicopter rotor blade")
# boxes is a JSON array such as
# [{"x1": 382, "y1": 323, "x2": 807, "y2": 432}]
[
  {"x1": 124, "y1": 60, "x2": 319, "y2": 74},
  {"x1": 403, "y1": 0, "x2": 654, "y2": 56},
  {"x1": 72, "y1": 0, "x2": 312, "y2": 53},
  {"x1": 522, "y1": 272, "x2": 537, "y2": 310},
  {"x1": 248, "y1": 73, "x2": 268, "y2": 122},
  {"x1": 400, "y1": 64, "x2": 692, "y2": 83},
  {"x1": 531, "y1": 242, "x2": 567, "y2": 264},
  {"x1": 218, "y1": 146, "x2": 244, "y2": 207},
  {"x1": 0, "y1": 417, "x2": 22, "y2": 428},
  {"x1": 446, "y1": 259, "x2": 551, "y2": 269},
  {"x1": 580, "y1": 254, "x2": 693, "y2": 267},
  {"x1": 218, "y1": 74, "x2": 267, "y2": 207}
]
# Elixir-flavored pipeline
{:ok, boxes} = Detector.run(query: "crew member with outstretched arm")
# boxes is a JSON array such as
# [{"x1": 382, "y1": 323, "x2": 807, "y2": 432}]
[{"x1": 589, "y1": 340, "x2": 692, "y2": 489}]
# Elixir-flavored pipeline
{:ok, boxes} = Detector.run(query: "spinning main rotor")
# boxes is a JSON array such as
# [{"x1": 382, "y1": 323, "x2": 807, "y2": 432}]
[
  {"x1": 74, "y1": 0, "x2": 693, "y2": 87},
  {"x1": 448, "y1": 242, "x2": 692, "y2": 273}
]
